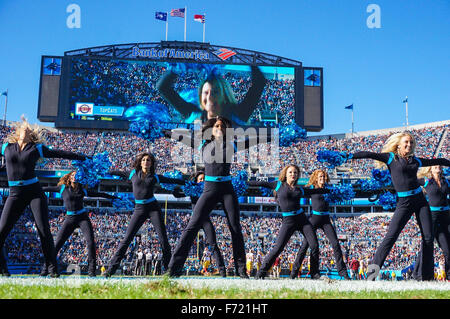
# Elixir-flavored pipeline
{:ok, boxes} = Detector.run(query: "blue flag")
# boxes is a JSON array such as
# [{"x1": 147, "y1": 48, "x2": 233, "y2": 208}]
[
  {"x1": 0, "y1": 91, "x2": 6, "y2": 97},
  {"x1": 402, "y1": 98, "x2": 408, "y2": 103},
  {"x1": 344, "y1": 104, "x2": 353, "y2": 110},
  {"x1": 155, "y1": 12, "x2": 167, "y2": 21}
]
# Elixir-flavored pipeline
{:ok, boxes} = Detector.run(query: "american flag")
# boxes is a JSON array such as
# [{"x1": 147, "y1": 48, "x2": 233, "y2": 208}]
[
  {"x1": 170, "y1": 8, "x2": 185, "y2": 18},
  {"x1": 212, "y1": 48, "x2": 237, "y2": 61}
]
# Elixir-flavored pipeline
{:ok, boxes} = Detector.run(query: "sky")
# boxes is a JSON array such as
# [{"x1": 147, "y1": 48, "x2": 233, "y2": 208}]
[{"x1": 0, "y1": 0, "x2": 449, "y2": 136}]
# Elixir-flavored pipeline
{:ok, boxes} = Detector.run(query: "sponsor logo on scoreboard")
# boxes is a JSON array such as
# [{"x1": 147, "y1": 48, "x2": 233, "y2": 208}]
[
  {"x1": 75, "y1": 103, "x2": 94, "y2": 116},
  {"x1": 75, "y1": 103, "x2": 124, "y2": 117},
  {"x1": 212, "y1": 48, "x2": 237, "y2": 61},
  {"x1": 131, "y1": 46, "x2": 209, "y2": 60}
]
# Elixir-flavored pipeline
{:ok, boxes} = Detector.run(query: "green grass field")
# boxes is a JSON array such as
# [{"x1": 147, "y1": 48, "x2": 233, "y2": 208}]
[{"x1": 1, "y1": 275, "x2": 449, "y2": 299}]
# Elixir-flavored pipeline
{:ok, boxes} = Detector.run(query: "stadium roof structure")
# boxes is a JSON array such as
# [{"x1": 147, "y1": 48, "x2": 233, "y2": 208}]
[{"x1": 64, "y1": 41, "x2": 302, "y2": 67}]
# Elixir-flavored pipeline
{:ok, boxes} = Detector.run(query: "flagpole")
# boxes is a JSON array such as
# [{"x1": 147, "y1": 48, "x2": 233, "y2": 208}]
[
  {"x1": 351, "y1": 107, "x2": 354, "y2": 136},
  {"x1": 184, "y1": 6, "x2": 187, "y2": 42},
  {"x1": 405, "y1": 96, "x2": 409, "y2": 129},
  {"x1": 166, "y1": 12, "x2": 168, "y2": 41},
  {"x1": 203, "y1": 13, "x2": 206, "y2": 42},
  {"x1": 3, "y1": 89, "x2": 7, "y2": 126}
]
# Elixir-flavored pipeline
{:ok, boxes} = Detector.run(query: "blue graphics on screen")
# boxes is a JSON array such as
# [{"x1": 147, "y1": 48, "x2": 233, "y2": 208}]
[
  {"x1": 43, "y1": 58, "x2": 62, "y2": 75},
  {"x1": 75, "y1": 103, "x2": 124, "y2": 117},
  {"x1": 304, "y1": 69, "x2": 321, "y2": 87},
  {"x1": 68, "y1": 57, "x2": 296, "y2": 125}
]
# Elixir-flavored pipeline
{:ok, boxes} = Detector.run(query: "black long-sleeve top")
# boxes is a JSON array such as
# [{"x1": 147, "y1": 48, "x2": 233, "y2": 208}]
[
  {"x1": 310, "y1": 188, "x2": 330, "y2": 213},
  {"x1": 156, "y1": 65, "x2": 267, "y2": 125},
  {"x1": 418, "y1": 177, "x2": 450, "y2": 208},
  {"x1": 247, "y1": 180, "x2": 328, "y2": 212},
  {"x1": 43, "y1": 185, "x2": 116, "y2": 212},
  {"x1": 1, "y1": 142, "x2": 86, "y2": 183},
  {"x1": 351, "y1": 151, "x2": 450, "y2": 193},
  {"x1": 109, "y1": 169, "x2": 185, "y2": 201},
  {"x1": 168, "y1": 132, "x2": 269, "y2": 177}
]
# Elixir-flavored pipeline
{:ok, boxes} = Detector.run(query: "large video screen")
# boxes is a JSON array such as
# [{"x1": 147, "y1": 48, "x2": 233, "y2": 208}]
[{"x1": 65, "y1": 56, "x2": 296, "y2": 127}]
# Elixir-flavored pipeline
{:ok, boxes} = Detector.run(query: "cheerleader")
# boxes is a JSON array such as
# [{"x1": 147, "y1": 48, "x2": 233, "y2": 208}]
[
  {"x1": 165, "y1": 116, "x2": 268, "y2": 278},
  {"x1": 157, "y1": 65, "x2": 266, "y2": 126},
  {"x1": 172, "y1": 171, "x2": 226, "y2": 277},
  {"x1": 248, "y1": 164, "x2": 328, "y2": 280},
  {"x1": 0, "y1": 118, "x2": 88, "y2": 277},
  {"x1": 103, "y1": 152, "x2": 185, "y2": 277},
  {"x1": 346, "y1": 132, "x2": 450, "y2": 281},
  {"x1": 413, "y1": 165, "x2": 450, "y2": 280},
  {"x1": 41, "y1": 171, "x2": 118, "y2": 277},
  {"x1": 289, "y1": 169, "x2": 351, "y2": 280}
]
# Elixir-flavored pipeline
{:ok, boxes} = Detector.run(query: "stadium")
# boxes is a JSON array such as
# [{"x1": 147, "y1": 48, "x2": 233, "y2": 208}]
[{"x1": 0, "y1": 4, "x2": 449, "y2": 304}]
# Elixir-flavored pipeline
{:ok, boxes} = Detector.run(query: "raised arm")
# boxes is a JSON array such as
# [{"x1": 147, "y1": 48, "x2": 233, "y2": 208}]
[
  {"x1": 247, "y1": 180, "x2": 278, "y2": 189},
  {"x1": 351, "y1": 151, "x2": 392, "y2": 164},
  {"x1": 40, "y1": 144, "x2": 87, "y2": 161},
  {"x1": 416, "y1": 157, "x2": 450, "y2": 168},
  {"x1": 108, "y1": 170, "x2": 130, "y2": 180},
  {"x1": 86, "y1": 190, "x2": 118, "y2": 200},
  {"x1": 156, "y1": 70, "x2": 199, "y2": 117},
  {"x1": 232, "y1": 66, "x2": 267, "y2": 122},
  {"x1": 163, "y1": 129, "x2": 197, "y2": 149},
  {"x1": 157, "y1": 175, "x2": 185, "y2": 185}
]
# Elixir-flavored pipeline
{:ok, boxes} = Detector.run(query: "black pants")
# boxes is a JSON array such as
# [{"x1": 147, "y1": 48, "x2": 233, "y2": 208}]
[
  {"x1": 291, "y1": 214, "x2": 348, "y2": 277},
  {"x1": 0, "y1": 183, "x2": 57, "y2": 272},
  {"x1": 413, "y1": 210, "x2": 450, "y2": 280},
  {"x1": 107, "y1": 202, "x2": 171, "y2": 274},
  {"x1": 194, "y1": 204, "x2": 226, "y2": 272},
  {"x1": 54, "y1": 213, "x2": 97, "y2": 274},
  {"x1": 371, "y1": 194, "x2": 434, "y2": 280},
  {"x1": 169, "y1": 182, "x2": 246, "y2": 275},
  {"x1": 260, "y1": 213, "x2": 320, "y2": 277}
]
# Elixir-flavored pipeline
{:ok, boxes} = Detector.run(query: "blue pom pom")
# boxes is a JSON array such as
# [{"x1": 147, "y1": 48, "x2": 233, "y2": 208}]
[
  {"x1": 358, "y1": 178, "x2": 384, "y2": 192},
  {"x1": 112, "y1": 193, "x2": 135, "y2": 210},
  {"x1": 232, "y1": 170, "x2": 249, "y2": 197},
  {"x1": 324, "y1": 183, "x2": 355, "y2": 204},
  {"x1": 316, "y1": 149, "x2": 349, "y2": 169},
  {"x1": 278, "y1": 123, "x2": 307, "y2": 147},
  {"x1": 72, "y1": 152, "x2": 112, "y2": 188},
  {"x1": 183, "y1": 180, "x2": 204, "y2": 198},
  {"x1": 124, "y1": 103, "x2": 172, "y2": 142},
  {"x1": 443, "y1": 167, "x2": 450, "y2": 177},
  {"x1": 372, "y1": 169, "x2": 392, "y2": 186},
  {"x1": 377, "y1": 192, "x2": 397, "y2": 210},
  {"x1": 160, "y1": 170, "x2": 184, "y2": 191}
]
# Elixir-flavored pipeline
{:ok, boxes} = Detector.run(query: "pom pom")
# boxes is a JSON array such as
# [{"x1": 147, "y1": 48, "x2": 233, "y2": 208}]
[
  {"x1": 377, "y1": 192, "x2": 397, "y2": 211},
  {"x1": 159, "y1": 170, "x2": 184, "y2": 191},
  {"x1": 357, "y1": 178, "x2": 384, "y2": 192},
  {"x1": 324, "y1": 183, "x2": 356, "y2": 204},
  {"x1": 124, "y1": 103, "x2": 172, "y2": 142},
  {"x1": 372, "y1": 169, "x2": 392, "y2": 186},
  {"x1": 358, "y1": 169, "x2": 392, "y2": 192},
  {"x1": 316, "y1": 149, "x2": 350, "y2": 169},
  {"x1": 72, "y1": 152, "x2": 112, "y2": 188},
  {"x1": 278, "y1": 123, "x2": 307, "y2": 147},
  {"x1": 182, "y1": 180, "x2": 204, "y2": 198},
  {"x1": 443, "y1": 167, "x2": 450, "y2": 177},
  {"x1": 232, "y1": 170, "x2": 249, "y2": 197},
  {"x1": 112, "y1": 193, "x2": 135, "y2": 210}
]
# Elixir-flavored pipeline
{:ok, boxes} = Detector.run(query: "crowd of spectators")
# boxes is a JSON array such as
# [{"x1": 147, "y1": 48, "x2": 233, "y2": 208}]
[{"x1": 0, "y1": 121, "x2": 445, "y2": 179}]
